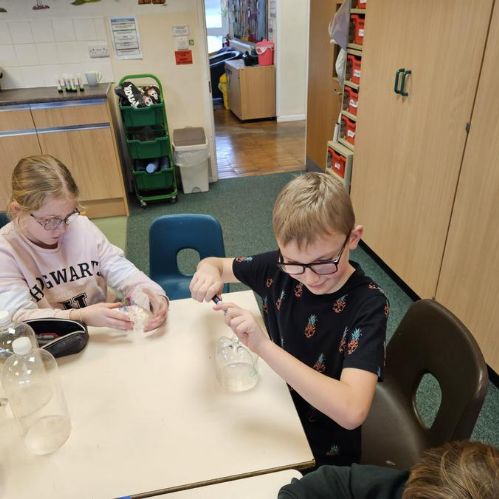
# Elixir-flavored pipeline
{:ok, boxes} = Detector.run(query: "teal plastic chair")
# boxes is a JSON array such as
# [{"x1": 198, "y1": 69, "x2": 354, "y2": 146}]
[
  {"x1": 149, "y1": 214, "x2": 229, "y2": 300},
  {"x1": 0, "y1": 212, "x2": 9, "y2": 228}
]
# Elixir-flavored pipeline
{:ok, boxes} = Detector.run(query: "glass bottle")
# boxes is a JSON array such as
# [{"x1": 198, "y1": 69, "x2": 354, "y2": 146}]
[{"x1": 2, "y1": 337, "x2": 71, "y2": 455}]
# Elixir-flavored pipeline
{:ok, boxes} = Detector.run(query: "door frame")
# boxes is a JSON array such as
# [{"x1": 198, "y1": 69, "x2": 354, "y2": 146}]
[{"x1": 197, "y1": 0, "x2": 219, "y2": 182}]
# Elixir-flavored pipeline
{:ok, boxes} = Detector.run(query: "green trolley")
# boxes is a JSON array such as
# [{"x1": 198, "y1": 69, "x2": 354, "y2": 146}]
[{"x1": 118, "y1": 73, "x2": 178, "y2": 207}]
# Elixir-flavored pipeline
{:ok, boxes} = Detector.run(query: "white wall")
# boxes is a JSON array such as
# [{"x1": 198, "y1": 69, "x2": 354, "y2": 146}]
[
  {"x1": 275, "y1": 0, "x2": 309, "y2": 122},
  {"x1": 0, "y1": 0, "x2": 217, "y2": 180}
]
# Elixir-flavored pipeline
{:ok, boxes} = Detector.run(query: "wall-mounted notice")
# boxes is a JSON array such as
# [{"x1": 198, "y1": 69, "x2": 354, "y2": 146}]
[
  {"x1": 110, "y1": 16, "x2": 143, "y2": 60},
  {"x1": 175, "y1": 50, "x2": 193, "y2": 65},
  {"x1": 172, "y1": 25, "x2": 190, "y2": 37}
]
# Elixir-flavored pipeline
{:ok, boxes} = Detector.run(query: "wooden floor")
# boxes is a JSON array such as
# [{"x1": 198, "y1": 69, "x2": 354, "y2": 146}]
[{"x1": 213, "y1": 101, "x2": 306, "y2": 179}]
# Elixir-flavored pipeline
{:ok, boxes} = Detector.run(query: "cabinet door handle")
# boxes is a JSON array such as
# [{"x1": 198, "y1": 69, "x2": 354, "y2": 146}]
[
  {"x1": 394, "y1": 68, "x2": 405, "y2": 94},
  {"x1": 400, "y1": 69, "x2": 412, "y2": 97}
]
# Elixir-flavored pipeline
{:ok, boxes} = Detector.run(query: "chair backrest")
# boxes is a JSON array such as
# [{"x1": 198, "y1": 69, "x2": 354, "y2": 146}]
[
  {"x1": 385, "y1": 299, "x2": 488, "y2": 444},
  {"x1": 149, "y1": 214, "x2": 228, "y2": 300},
  {"x1": 0, "y1": 212, "x2": 9, "y2": 228}
]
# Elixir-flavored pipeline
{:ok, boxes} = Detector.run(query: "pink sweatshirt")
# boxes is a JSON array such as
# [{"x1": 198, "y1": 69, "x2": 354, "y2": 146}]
[{"x1": 0, "y1": 216, "x2": 165, "y2": 322}]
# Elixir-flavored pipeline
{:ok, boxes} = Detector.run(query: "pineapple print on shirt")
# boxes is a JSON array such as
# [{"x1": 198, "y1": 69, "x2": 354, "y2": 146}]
[
  {"x1": 339, "y1": 327, "x2": 362, "y2": 355},
  {"x1": 235, "y1": 256, "x2": 253, "y2": 263},
  {"x1": 275, "y1": 290, "x2": 285, "y2": 310},
  {"x1": 347, "y1": 328, "x2": 362, "y2": 354},
  {"x1": 304, "y1": 314, "x2": 318, "y2": 338},
  {"x1": 313, "y1": 353, "x2": 326, "y2": 373},
  {"x1": 339, "y1": 327, "x2": 348, "y2": 353},
  {"x1": 326, "y1": 444, "x2": 340, "y2": 457},
  {"x1": 333, "y1": 294, "x2": 347, "y2": 313}
]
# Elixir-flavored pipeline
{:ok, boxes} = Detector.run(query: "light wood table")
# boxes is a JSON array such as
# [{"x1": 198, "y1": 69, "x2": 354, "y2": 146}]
[
  {"x1": 0, "y1": 291, "x2": 314, "y2": 499},
  {"x1": 147, "y1": 469, "x2": 302, "y2": 498}
]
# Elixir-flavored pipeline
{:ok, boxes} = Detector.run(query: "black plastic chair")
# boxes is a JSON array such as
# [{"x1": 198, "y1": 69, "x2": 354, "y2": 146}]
[
  {"x1": 149, "y1": 214, "x2": 229, "y2": 300},
  {"x1": 361, "y1": 299, "x2": 488, "y2": 470}
]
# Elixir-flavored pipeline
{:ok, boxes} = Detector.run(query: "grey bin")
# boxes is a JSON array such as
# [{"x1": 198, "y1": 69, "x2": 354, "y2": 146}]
[{"x1": 172, "y1": 127, "x2": 209, "y2": 194}]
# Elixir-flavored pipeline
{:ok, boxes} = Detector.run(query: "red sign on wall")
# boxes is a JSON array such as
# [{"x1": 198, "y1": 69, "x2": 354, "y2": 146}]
[{"x1": 175, "y1": 50, "x2": 193, "y2": 65}]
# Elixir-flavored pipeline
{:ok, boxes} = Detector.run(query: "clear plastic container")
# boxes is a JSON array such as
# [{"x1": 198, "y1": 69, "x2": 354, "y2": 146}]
[
  {"x1": 0, "y1": 314, "x2": 39, "y2": 409},
  {"x1": 0, "y1": 311, "x2": 38, "y2": 367},
  {"x1": 215, "y1": 336, "x2": 259, "y2": 392},
  {"x1": 2, "y1": 337, "x2": 71, "y2": 455},
  {"x1": 122, "y1": 288, "x2": 152, "y2": 334}
]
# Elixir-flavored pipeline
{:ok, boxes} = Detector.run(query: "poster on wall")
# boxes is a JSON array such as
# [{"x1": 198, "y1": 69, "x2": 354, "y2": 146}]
[{"x1": 110, "y1": 16, "x2": 143, "y2": 59}]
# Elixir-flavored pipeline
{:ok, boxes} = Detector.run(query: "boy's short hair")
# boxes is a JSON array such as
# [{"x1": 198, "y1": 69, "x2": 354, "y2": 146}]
[
  {"x1": 403, "y1": 440, "x2": 499, "y2": 499},
  {"x1": 272, "y1": 172, "x2": 355, "y2": 248}
]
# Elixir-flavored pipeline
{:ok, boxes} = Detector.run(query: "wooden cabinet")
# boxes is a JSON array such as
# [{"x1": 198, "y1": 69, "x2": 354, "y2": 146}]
[
  {"x1": 350, "y1": 0, "x2": 493, "y2": 298},
  {"x1": 31, "y1": 100, "x2": 128, "y2": 218},
  {"x1": 435, "y1": 3, "x2": 499, "y2": 371},
  {"x1": 306, "y1": 0, "x2": 343, "y2": 170},
  {"x1": 345, "y1": 0, "x2": 499, "y2": 370},
  {"x1": 225, "y1": 60, "x2": 276, "y2": 120},
  {"x1": 0, "y1": 106, "x2": 42, "y2": 209},
  {"x1": 0, "y1": 98, "x2": 128, "y2": 218}
]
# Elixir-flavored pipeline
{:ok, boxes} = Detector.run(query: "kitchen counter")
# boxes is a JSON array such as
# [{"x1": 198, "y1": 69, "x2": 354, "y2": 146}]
[
  {"x1": 0, "y1": 83, "x2": 112, "y2": 106},
  {"x1": 0, "y1": 82, "x2": 128, "y2": 218}
]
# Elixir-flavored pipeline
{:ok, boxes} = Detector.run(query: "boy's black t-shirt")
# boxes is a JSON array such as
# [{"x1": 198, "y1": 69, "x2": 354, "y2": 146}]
[{"x1": 233, "y1": 251, "x2": 388, "y2": 467}]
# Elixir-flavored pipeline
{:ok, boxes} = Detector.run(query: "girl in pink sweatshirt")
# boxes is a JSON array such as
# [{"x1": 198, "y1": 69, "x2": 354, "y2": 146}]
[{"x1": 0, "y1": 155, "x2": 168, "y2": 331}]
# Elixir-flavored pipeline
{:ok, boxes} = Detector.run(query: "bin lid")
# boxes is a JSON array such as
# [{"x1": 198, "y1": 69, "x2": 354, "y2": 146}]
[{"x1": 172, "y1": 127, "x2": 206, "y2": 147}]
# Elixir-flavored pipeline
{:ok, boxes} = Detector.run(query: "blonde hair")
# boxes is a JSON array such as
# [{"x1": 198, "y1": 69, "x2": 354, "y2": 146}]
[
  {"x1": 8, "y1": 155, "x2": 79, "y2": 218},
  {"x1": 403, "y1": 441, "x2": 499, "y2": 499},
  {"x1": 272, "y1": 172, "x2": 355, "y2": 248}
]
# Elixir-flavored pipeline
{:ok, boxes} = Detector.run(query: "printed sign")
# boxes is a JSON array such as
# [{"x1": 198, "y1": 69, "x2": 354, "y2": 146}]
[
  {"x1": 175, "y1": 50, "x2": 193, "y2": 65},
  {"x1": 110, "y1": 17, "x2": 143, "y2": 60}
]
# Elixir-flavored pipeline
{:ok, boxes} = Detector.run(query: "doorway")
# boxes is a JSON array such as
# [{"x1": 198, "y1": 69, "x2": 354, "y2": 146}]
[{"x1": 203, "y1": 0, "x2": 306, "y2": 179}]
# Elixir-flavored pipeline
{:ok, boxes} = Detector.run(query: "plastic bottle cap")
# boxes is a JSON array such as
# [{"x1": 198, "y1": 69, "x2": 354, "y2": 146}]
[
  {"x1": 12, "y1": 336, "x2": 32, "y2": 356},
  {"x1": 0, "y1": 310, "x2": 10, "y2": 326}
]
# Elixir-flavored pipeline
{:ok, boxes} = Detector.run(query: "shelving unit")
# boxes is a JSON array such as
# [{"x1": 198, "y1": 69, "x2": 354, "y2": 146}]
[
  {"x1": 326, "y1": 1, "x2": 366, "y2": 189},
  {"x1": 306, "y1": 0, "x2": 344, "y2": 170},
  {"x1": 118, "y1": 73, "x2": 178, "y2": 207}
]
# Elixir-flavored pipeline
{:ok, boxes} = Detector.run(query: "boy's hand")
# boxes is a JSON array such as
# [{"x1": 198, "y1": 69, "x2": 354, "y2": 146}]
[
  {"x1": 214, "y1": 302, "x2": 270, "y2": 355},
  {"x1": 190, "y1": 269, "x2": 224, "y2": 303}
]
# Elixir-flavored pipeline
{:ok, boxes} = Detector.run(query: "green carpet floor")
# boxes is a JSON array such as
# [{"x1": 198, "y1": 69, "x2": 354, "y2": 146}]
[{"x1": 126, "y1": 172, "x2": 498, "y2": 448}]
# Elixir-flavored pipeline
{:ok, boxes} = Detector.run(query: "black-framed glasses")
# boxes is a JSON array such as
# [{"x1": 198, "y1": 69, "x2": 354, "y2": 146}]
[
  {"x1": 31, "y1": 208, "x2": 80, "y2": 231},
  {"x1": 277, "y1": 235, "x2": 350, "y2": 276}
]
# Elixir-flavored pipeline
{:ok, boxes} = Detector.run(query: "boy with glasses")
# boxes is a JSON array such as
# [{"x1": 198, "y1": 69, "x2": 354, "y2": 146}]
[{"x1": 190, "y1": 172, "x2": 388, "y2": 468}]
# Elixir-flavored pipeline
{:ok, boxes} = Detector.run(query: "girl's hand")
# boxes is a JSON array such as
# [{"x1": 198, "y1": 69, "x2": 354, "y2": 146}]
[
  {"x1": 79, "y1": 302, "x2": 133, "y2": 330},
  {"x1": 214, "y1": 302, "x2": 270, "y2": 355},
  {"x1": 142, "y1": 289, "x2": 169, "y2": 332}
]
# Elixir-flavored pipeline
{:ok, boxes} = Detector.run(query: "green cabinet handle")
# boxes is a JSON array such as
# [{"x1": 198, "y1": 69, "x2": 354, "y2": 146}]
[
  {"x1": 400, "y1": 69, "x2": 412, "y2": 96},
  {"x1": 394, "y1": 68, "x2": 405, "y2": 94}
]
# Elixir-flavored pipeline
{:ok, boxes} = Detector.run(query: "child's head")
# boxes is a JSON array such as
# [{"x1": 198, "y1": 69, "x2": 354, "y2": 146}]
[
  {"x1": 403, "y1": 441, "x2": 499, "y2": 499},
  {"x1": 8, "y1": 155, "x2": 80, "y2": 248},
  {"x1": 8, "y1": 155, "x2": 79, "y2": 218},
  {"x1": 272, "y1": 172, "x2": 355, "y2": 249},
  {"x1": 272, "y1": 172, "x2": 361, "y2": 295}
]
